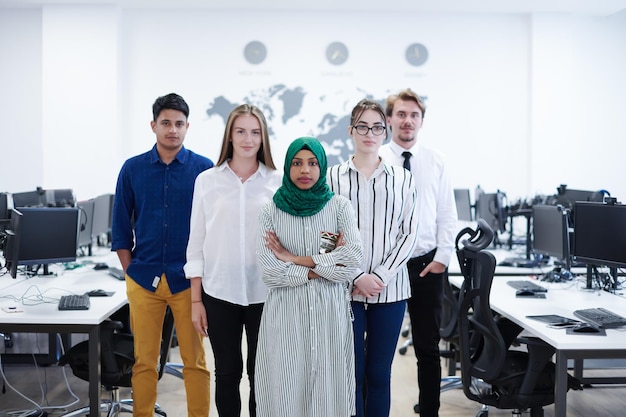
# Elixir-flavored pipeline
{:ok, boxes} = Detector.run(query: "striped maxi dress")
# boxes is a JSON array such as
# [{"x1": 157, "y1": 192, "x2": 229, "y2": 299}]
[{"x1": 255, "y1": 194, "x2": 363, "y2": 417}]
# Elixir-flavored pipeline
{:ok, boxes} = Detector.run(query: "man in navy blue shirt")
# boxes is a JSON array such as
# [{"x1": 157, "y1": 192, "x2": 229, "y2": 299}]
[{"x1": 111, "y1": 93, "x2": 214, "y2": 417}]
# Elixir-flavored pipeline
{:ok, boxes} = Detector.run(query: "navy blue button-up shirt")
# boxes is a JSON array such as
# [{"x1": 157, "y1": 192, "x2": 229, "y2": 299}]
[{"x1": 111, "y1": 145, "x2": 213, "y2": 294}]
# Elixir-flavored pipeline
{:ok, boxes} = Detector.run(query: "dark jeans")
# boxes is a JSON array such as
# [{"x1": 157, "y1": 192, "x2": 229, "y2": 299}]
[
  {"x1": 352, "y1": 300, "x2": 406, "y2": 417},
  {"x1": 406, "y1": 250, "x2": 445, "y2": 417},
  {"x1": 203, "y1": 293, "x2": 263, "y2": 417}
]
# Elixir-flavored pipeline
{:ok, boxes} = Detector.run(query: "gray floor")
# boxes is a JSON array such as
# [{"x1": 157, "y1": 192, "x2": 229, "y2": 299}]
[{"x1": 2, "y1": 323, "x2": 626, "y2": 417}]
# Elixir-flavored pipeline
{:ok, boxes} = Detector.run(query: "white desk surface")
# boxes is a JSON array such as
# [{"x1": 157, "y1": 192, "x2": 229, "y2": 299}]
[
  {"x1": 448, "y1": 247, "x2": 589, "y2": 277},
  {"x1": 0, "y1": 268, "x2": 127, "y2": 325},
  {"x1": 0, "y1": 251, "x2": 126, "y2": 324},
  {"x1": 449, "y1": 274, "x2": 626, "y2": 350}
]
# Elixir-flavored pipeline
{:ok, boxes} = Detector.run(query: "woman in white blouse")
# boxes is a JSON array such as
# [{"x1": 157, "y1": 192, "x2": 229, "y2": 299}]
[
  {"x1": 327, "y1": 99, "x2": 419, "y2": 417},
  {"x1": 255, "y1": 137, "x2": 363, "y2": 417},
  {"x1": 184, "y1": 104, "x2": 281, "y2": 417}
]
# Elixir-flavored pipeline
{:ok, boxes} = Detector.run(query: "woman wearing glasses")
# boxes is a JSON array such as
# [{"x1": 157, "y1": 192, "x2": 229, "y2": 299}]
[{"x1": 327, "y1": 99, "x2": 419, "y2": 417}]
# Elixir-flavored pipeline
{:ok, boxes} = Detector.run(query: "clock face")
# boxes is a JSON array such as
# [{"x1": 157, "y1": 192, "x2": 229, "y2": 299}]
[
  {"x1": 405, "y1": 43, "x2": 429, "y2": 67},
  {"x1": 326, "y1": 42, "x2": 349, "y2": 66},
  {"x1": 244, "y1": 41, "x2": 267, "y2": 65}
]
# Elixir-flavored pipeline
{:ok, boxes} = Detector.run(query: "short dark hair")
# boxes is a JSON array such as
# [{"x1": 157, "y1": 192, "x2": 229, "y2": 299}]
[{"x1": 152, "y1": 93, "x2": 189, "y2": 121}]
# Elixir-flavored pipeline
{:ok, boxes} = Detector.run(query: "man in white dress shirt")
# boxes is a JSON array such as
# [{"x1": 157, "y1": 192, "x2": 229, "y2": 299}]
[{"x1": 378, "y1": 88, "x2": 458, "y2": 417}]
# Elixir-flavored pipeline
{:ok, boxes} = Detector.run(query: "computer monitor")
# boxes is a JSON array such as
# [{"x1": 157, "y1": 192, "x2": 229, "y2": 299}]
[
  {"x1": 12, "y1": 189, "x2": 46, "y2": 208},
  {"x1": 15, "y1": 207, "x2": 79, "y2": 275},
  {"x1": 572, "y1": 201, "x2": 626, "y2": 269},
  {"x1": 92, "y1": 193, "x2": 114, "y2": 245},
  {"x1": 47, "y1": 188, "x2": 75, "y2": 207},
  {"x1": 454, "y1": 188, "x2": 473, "y2": 222},
  {"x1": 0, "y1": 192, "x2": 9, "y2": 233},
  {"x1": 532, "y1": 205, "x2": 572, "y2": 281},
  {"x1": 77, "y1": 199, "x2": 95, "y2": 255},
  {"x1": 476, "y1": 191, "x2": 507, "y2": 233},
  {"x1": 554, "y1": 185, "x2": 603, "y2": 209},
  {"x1": 2, "y1": 209, "x2": 23, "y2": 279}
]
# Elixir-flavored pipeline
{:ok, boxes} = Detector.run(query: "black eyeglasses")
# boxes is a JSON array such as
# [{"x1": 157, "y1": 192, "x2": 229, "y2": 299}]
[{"x1": 352, "y1": 125, "x2": 387, "y2": 136}]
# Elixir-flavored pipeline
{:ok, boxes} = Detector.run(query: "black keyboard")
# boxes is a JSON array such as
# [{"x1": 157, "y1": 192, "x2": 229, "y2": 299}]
[
  {"x1": 507, "y1": 280, "x2": 548, "y2": 293},
  {"x1": 58, "y1": 294, "x2": 91, "y2": 311},
  {"x1": 573, "y1": 308, "x2": 626, "y2": 329},
  {"x1": 499, "y1": 257, "x2": 545, "y2": 268},
  {"x1": 108, "y1": 267, "x2": 126, "y2": 281}
]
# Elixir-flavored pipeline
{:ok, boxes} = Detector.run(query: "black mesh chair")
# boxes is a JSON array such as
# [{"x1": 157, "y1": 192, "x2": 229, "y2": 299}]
[
  {"x1": 456, "y1": 219, "x2": 581, "y2": 417},
  {"x1": 59, "y1": 306, "x2": 176, "y2": 417}
]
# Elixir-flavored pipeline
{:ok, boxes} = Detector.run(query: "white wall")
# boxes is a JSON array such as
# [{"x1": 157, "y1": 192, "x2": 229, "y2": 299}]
[
  {"x1": 0, "y1": 9, "x2": 42, "y2": 193},
  {"x1": 41, "y1": 5, "x2": 121, "y2": 200},
  {"x1": 0, "y1": 7, "x2": 624, "y2": 203}
]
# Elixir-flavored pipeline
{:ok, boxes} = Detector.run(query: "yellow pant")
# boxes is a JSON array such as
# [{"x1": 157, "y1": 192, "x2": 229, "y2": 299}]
[{"x1": 126, "y1": 275, "x2": 211, "y2": 417}]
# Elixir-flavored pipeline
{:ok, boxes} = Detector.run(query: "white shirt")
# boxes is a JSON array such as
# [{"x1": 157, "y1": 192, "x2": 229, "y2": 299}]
[
  {"x1": 379, "y1": 141, "x2": 458, "y2": 267},
  {"x1": 327, "y1": 158, "x2": 419, "y2": 303},
  {"x1": 184, "y1": 161, "x2": 282, "y2": 306}
]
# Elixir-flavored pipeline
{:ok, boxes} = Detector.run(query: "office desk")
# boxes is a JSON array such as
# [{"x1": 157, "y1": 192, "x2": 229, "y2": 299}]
[
  {"x1": 0, "y1": 267, "x2": 127, "y2": 417},
  {"x1": 449, "y1": 274, "x2": 626, "y2": 417},
  {"x1": 447, "y1": 247, "x2": 587, "y2": 277}
]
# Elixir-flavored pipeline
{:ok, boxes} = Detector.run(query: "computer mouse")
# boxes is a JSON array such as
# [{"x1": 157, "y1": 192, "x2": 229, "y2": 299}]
[
  {"x1": 87, "y1": 289, "x2": 108, "y2": 297},
  {"x1": 572, "y1": 323, "x2": 600, "y2": 333},
  {"x1": 93, "y1": 263, "x2": 109, "y2": 270},
  {"x1": 515, "y1": 288, "x2": 536, "y2": 296}
]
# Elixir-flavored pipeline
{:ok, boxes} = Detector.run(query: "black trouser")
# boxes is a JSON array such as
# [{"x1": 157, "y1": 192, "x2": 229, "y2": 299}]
[
  {"x1": 203, "y1": 293, "x2": 264, "y2": 417},
  {"x1": 406, "y1": 250, "x2": 445, "y2": 417}
]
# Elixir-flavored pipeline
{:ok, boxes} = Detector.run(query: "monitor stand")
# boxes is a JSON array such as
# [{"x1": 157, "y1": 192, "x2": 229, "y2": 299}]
[{"x1": 27, "y1": 264, "x2": 55, "y2": 277}]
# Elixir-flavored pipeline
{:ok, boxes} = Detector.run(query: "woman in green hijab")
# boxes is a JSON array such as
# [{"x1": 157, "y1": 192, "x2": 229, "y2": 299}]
[{"x1": 255, "y1": 137, "x2": 363, "y2": 417}]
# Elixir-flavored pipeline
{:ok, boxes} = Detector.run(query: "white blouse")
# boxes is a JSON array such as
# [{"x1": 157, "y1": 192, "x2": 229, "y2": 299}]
[{"x1": 184, "y1": 161, "x2": 282, "y2": 306}]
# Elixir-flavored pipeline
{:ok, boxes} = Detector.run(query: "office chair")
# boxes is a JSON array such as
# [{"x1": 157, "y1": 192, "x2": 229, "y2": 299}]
[
  {"x1": 58, "y1": 306, "x2": 176, "y2": 417},
  {"x1": 456, "y1": 219, "x2": 581, "y2": 417}
]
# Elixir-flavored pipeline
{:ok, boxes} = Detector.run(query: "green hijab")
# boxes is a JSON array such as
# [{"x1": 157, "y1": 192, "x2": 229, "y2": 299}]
[{"x1": 273, "y1": 137, "x2": 334, "y2": 217}]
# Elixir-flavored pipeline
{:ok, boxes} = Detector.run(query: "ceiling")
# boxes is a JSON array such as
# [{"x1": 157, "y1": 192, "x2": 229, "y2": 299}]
[{"x1": 1, "y1": 0, "x2": 626, "y2": 16}]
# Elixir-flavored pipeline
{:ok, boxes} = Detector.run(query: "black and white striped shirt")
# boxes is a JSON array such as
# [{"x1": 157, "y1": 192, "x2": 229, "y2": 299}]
[{"x1": 328, "y1": 159, "x2": 419, "y2": 303}]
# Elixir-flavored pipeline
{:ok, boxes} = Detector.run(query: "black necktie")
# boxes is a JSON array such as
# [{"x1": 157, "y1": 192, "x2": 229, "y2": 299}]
[{"x1": 402, "y1": 151, "x2": 412, "y2": 171}]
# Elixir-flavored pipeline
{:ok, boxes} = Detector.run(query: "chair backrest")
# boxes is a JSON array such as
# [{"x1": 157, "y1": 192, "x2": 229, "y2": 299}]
[
  {"x1": 455, "y1": 220, "x2": 507, "y2": 401},
  {"x1": 439, "y1": 273, "x2": 459, "y2": 340},
  {"x1": 59, "y1": 305, "x2": 176, "y2": 386}
]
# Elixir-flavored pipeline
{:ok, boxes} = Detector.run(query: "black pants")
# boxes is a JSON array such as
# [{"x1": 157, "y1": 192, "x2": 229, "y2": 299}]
[
  {"x1": 203, "y1": 293, "x2": 263, "y2": 417},
  {"x1": 406, "y1": 250, "x2": 445, "y2": 417}
]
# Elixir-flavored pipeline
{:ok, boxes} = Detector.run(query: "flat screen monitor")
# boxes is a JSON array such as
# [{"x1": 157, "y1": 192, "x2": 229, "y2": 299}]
[
  {"x1": 532, "y1": 204, "x2": 570, "y2": 269},
  {"x1": 454, "y1": 188, "x2": 472, "y2": 222},
  {"x1": 77, "y1": 199, "x2": 95, "y2": 253},
  {"x1": 2, "y1": 209, "x2": 23, "y2": 279},
  {"x1": 572, "y1": 202, "x2": 626, "y2": 269},
  {"x1": 555, "y1": 185, "x2": 602, "y2": 209},
  {"x1": 12, "y1": 190, "x2": 46, "y2": 208},
  {"x1": 47, "y1": 188, "x2": 75, "y2": 207},
  {"x1": 16, "y1": 207, "x2": 79, "y2": 270},
  {"x1": 0, "y1": 192, "x2": 8, "y2": 219},
  {"x1": 92, "y1": 193, "x2": 114, "y2": 244},
  {"x1": 0, "y1": 192, "x2": 8, "y2": 233},
  {"x1": 476, "y1": 191, "x2": 507, "y2": 233}
]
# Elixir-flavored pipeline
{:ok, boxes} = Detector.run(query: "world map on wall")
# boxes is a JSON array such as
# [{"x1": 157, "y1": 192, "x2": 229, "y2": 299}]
[{"x1": 205, "y1": 84, "x2": 386, "y2": 166}]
